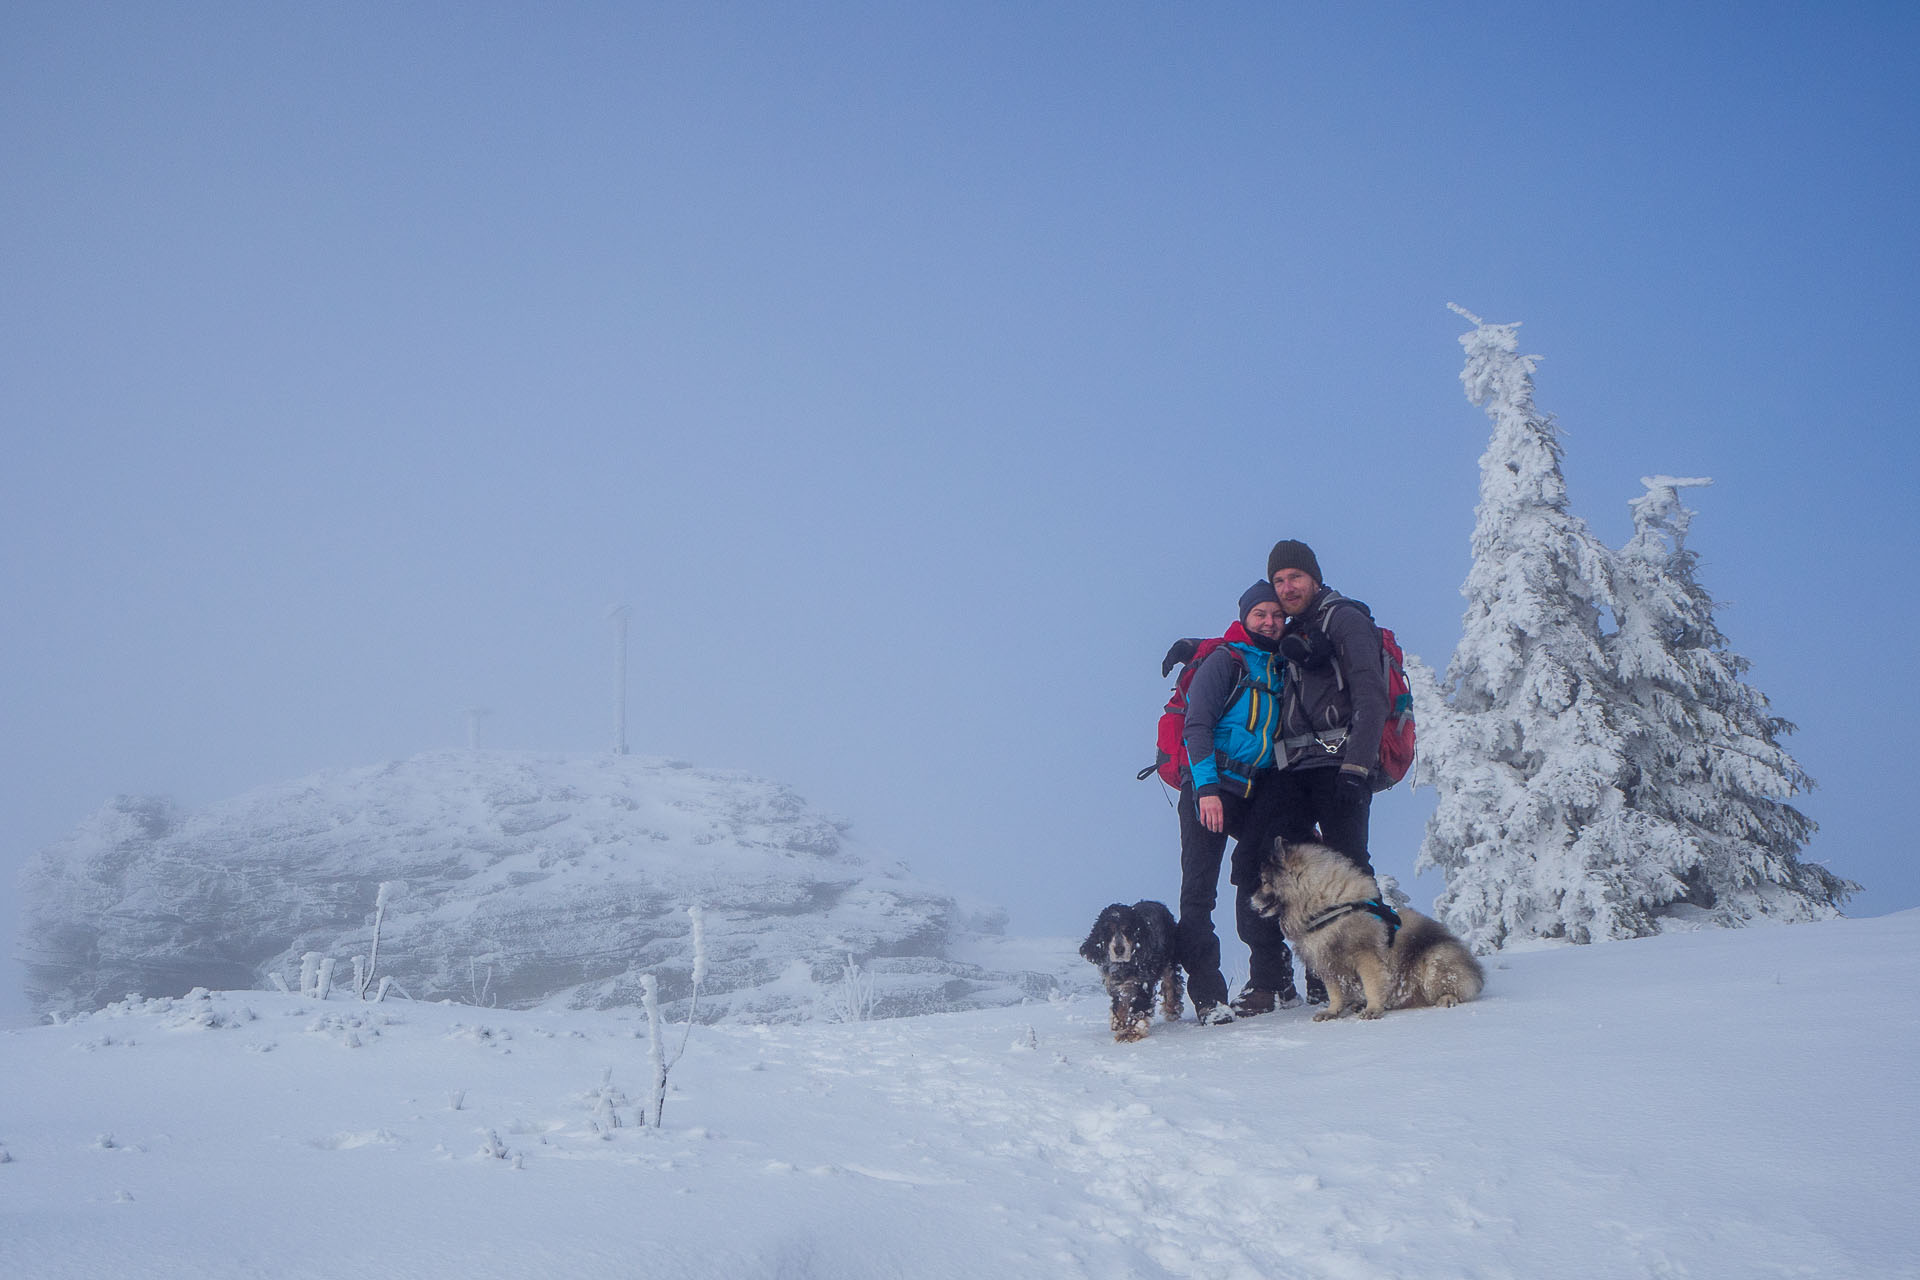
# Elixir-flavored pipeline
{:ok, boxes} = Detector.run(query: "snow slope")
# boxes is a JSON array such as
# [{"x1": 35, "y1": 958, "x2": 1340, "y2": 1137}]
[{"x1": 4, "y1": 911, "x2": 1915, "y2": 1280}]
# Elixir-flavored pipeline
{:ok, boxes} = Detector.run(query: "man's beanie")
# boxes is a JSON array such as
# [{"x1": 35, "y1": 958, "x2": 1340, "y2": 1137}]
[
  {"x1": 1267, "y1": 539, "x2": 1322, "y2": 585},
  {"x1": 1238, "y1": 579, "x2": 1280, "y2": 623}
]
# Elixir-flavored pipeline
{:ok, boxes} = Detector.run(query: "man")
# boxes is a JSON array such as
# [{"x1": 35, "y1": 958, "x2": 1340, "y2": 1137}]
[
  {"x1": 1239, "y1": 538, "x2": 1391, "y2": 1012},
  {"x1": 1173, "y1": 581, "x2": 1300, "y2": 1022}
]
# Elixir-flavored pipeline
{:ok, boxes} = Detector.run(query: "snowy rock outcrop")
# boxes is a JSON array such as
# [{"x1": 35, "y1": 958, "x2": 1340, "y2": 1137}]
[{"x1": 18, "y1": 751, "x2": 1050, "y2": 1021}]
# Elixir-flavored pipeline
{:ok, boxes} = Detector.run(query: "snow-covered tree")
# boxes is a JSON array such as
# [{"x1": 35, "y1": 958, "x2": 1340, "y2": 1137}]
[
  {"x1": 1609, "y1": 475, "x2": 1854, "y2": 923},
  {"x1": 1415, "y1": 309, "x2": 1699, "y2": 949}
]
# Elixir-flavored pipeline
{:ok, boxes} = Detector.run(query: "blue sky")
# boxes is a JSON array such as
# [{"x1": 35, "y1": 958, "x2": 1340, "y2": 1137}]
[{"x1": 4, "y1": 2, "x2": 1915, "y2": 1021}]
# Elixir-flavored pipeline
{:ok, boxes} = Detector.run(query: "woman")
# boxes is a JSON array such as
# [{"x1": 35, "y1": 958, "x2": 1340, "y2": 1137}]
[{"x1": 1174, "y1": 580, "x2": 1299, "y2": 1022}]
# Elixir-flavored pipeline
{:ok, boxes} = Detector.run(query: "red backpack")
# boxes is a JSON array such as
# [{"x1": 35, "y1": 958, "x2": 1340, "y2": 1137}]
[
  {"x1": 1373, "y1": 624, "x2": 1416, "y2": 789},
  {"x1": 1137, "y1": 632, "x2": 1244, "y2": 788}
]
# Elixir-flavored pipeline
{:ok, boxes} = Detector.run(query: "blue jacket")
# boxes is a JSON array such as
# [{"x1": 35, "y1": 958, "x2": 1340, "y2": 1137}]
[{"x1": 1182, "y1": 631, "x2": 1285, "y2": 799}]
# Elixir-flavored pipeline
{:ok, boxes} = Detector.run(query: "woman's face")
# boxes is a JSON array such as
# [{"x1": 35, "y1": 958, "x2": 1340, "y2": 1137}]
[{"x1": 1244, "y1": 601, "x2": 1285, "y2": 640}]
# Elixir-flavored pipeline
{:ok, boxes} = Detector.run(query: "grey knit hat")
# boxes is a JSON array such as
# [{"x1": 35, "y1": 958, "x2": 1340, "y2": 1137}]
[{"x1": 1266, "y1": 539, "x2": 1322, "y2": 585}]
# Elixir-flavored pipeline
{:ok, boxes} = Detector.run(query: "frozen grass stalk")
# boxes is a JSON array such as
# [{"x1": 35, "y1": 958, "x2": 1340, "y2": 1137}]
[
  {"x1": 641, "y1": 974, "x2": 668, "y2": 1127},
  {"x1": 469, "y1": 958, "x2": 494, "y2": 1007},
  {"x1": 641, "y1": 905, "x2": 707, "y2": 1128},
  {"x1": 677, "y1": 904, "x2": 706, "y2": 1060},
  {"x1": 355, "y1": 881, "x2": 393, "y2": 1000}
]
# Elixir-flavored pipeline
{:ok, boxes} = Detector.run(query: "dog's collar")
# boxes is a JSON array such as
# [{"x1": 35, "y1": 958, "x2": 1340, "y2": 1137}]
[{"x1": 1301, "y1": 898, "x2": 1402, "y2": 947}]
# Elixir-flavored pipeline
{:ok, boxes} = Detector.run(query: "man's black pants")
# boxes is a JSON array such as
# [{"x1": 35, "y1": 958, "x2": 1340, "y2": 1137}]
[{"x1": 1269, "y1": 765, "x2": 1374, "y2": 875}]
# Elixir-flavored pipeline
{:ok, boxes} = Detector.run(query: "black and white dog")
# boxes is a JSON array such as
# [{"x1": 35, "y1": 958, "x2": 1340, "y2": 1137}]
[{"x1": 1079, "y1": 900, "x2": 1184, "y2": 1042}]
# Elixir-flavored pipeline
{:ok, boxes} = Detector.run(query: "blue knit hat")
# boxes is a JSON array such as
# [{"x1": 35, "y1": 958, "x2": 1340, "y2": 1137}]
[{"x1": 1238, "y1": 579, "x2": 1280, "y2": 623}]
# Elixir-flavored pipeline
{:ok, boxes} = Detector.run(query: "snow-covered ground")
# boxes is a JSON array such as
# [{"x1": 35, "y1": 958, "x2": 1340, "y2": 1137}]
[{"x1": 6, "y1": 910, "x2": 1915, "y2": 1280}]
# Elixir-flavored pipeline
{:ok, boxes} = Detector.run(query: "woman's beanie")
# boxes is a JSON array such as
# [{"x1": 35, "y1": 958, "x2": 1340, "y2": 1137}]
[
  {"x1": 1266, "y1": 539, "x2": 1322, "y2": 585},
  {"x1": 1238, "y1": 579, "x2": 1280, "y2": 623}
]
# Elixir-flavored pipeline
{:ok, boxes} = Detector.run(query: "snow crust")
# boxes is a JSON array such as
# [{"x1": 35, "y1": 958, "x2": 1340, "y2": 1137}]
[
  {"x1": 18, "y1": 751, "x2": 1044, "y2": 1022},
  {"x1": 4, "y1": 911, "x2": 1913, "y2": 1279}
]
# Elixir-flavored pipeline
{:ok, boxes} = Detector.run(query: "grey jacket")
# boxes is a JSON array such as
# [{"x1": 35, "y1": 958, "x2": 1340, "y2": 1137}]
[{"x1": 1277, "y1": 588, "x2": 1390, "y2": 775}]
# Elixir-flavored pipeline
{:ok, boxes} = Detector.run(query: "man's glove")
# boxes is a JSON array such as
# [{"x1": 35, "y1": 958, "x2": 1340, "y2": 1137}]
[
  {"x1": 1336, "y1": 765, "x2": 1371, "y2": 799},
  {"x1": 1160, "y1": 638, "x2": 1199, "y2": 678},
  {"x1": 1279, "y1": 629, "x2": 1336, "y2": 670}
]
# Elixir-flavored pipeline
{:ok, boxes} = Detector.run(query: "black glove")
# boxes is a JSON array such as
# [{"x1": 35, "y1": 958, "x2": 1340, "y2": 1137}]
[
  {"x1": 1336, "y1": 766, "x2": 1371, "y2": 799},
  {"x1": 1279, "y1": 629, "x2": 1336, "y2": 669},
  {"x1": 1160, "y1": 638, "x2": 1199, "y2": 678}
]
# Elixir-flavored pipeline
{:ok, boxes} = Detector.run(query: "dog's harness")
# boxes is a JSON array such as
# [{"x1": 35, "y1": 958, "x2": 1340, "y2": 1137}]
[{"x1": 1300, "y1": 898, "x2": 1402, "y2": 948}]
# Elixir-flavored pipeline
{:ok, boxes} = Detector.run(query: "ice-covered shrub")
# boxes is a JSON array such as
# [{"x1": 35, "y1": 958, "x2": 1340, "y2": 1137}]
[{"x1": 823, "y1": 954, "x2": 876, "y2": 1023}]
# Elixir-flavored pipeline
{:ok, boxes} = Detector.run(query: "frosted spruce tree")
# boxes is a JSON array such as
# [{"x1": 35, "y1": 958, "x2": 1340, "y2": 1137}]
[
  {"x1": 1414, "y1": 309, "x2": 1701, "y2": 949},
  {"x1": 1609, "y1": 475, "x2": 1854, "y2": 922}
]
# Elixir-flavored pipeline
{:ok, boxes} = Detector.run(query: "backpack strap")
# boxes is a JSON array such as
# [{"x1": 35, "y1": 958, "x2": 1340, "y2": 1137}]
[
  {"x1": 1205, "y1": 647, "x2": 1258, "y2": 795},
  {"x1": 1209, "y1": 749, "x2": 1261, "y2": 799},
  {"x1": 1313, "y1": 591, "x2": 1372, "y2": 626},
  {"x1": 1220, "y1": 645, "x2": 1251, "y2": 711},
  {"x1": 1283, "y1": 727, "x2": 1350, "y2": 756},
  {"x1": 1306, "y1": 592, "x2": 1376, "y2": 694}
]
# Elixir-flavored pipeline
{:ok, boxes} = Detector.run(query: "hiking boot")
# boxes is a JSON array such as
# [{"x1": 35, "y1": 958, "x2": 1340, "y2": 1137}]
[
  {"x1": 1304, "y1": 973, "x2": 1329, "y2": 1006},
  {"x1": 1229, "y1": 985, "x2": 1277, "y2": 1018},
  {"x1": 1194, "y1": 1002, "x2": 1235, "y2": 1026},
  {"x1": 1273, "y1": 980, "x2": 1303, "y2": 1010}
]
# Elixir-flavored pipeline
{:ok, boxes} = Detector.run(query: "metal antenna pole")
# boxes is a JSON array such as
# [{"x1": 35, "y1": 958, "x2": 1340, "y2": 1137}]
[{"x1": 608, "y1": 604, "x2": 630, "y2": 755}]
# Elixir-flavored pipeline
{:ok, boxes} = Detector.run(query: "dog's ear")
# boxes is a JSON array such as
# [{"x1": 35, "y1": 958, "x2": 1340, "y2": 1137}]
[{"x1": 1080, "y1": 905, "x2": 1126, "y2": 962}]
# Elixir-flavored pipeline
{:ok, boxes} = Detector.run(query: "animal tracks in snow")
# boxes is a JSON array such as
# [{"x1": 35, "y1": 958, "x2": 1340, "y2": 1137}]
[{"x1": 759, "y1": 1007, "x2": 1436, "y2": 1278}]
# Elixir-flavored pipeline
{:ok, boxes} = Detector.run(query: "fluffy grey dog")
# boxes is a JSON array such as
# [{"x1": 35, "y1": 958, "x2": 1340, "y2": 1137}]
[
  {"x1": 1250, "y1": 841, "x2": 1483, "y2": 1021},
  {"x1": 1079, "y1": 900, "x2": 1184, "y2": 1041}
]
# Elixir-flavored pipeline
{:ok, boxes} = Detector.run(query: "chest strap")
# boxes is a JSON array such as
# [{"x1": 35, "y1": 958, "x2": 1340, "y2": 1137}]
[{"x1": 1300, "y1": 898, "x2": 1401, "y2": 948}]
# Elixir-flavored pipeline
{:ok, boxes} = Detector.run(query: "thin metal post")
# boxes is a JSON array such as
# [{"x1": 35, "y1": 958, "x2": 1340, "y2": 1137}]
[{"x1": 608, "y1": 604, "x2": 630, "y2": 754}]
